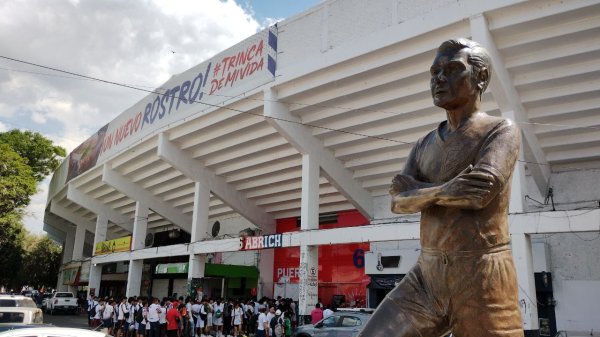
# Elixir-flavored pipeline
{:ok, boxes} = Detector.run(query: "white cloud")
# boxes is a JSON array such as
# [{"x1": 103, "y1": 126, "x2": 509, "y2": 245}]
[
  {"x1": 30, "y1": 111, "x2": 47, "y2": 124},
  {"x1": 0, "y1": 0, "x2": 262, "y2": 234},
  {"x1": 0, "y1": 121, "x2": 7, "y2": 132},
  {"x1": 23, "y1": 179, "x2": 50, "y2": 235}
]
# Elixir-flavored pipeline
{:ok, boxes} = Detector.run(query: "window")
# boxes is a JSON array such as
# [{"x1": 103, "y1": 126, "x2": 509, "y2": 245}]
[
  {"x1": 340, "y1": 316, "x2": 361, "y2": 327},
  {"x1": 381, "y1": 255, "x2": 401, "y2": 268},
  {"x1": 0, "y1": 298, "x2": 36, "y2": 308},
  {"x1": 321, "y1": 316, "x2": 339, "y2": 327},
  {"x1": 0, "y1": 312, "x2": 25, "y2": 323},
  {"x1": 19, "y1": 299, "x2": 38, "y2": 308},
  {"x1": 55, "y1": 293, "x2": 74, "y2": 298}
]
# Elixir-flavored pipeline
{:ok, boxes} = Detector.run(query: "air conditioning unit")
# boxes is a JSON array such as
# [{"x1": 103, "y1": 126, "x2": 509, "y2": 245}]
[
  {"x1": 365, "y1": 249, "x2": 419, "y2": 274},
  {"x1": 145, "y1": 233, "x2": 154, "y2": 248}
]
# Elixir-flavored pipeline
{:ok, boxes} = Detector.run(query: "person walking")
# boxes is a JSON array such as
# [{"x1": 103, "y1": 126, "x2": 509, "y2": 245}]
[
  {"x1": 103, "y1": 299, "x2": 115, "y2": 335},
  {"x1": 137, "y1": 300, "x2": 148, "y2": 337},
  {"x1": 166, "y1": 300, "x2": 181, "y2": 337},
  {"x1": 148, "y1": 298, "x2": 163, "y2": 337},
  {"x1": 283, "y1": 310, "x2": 292, "y2": 337},
  {"x1": 310, "y1": 304, "x2": 323, "y2": 325},
  {"x1": 256, "y1": 307, "x2": 268, "y2": 337},
  {"x1": 213, "y1": 299, "x2": 224, "y2": 337},
  {"x1": 231, "y1": 302, "x2": 243, "y2": 337}
]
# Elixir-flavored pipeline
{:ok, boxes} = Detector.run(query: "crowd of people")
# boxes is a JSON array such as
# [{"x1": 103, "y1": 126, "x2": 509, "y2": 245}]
[{"x1": 86, "y1": 295, "x2": 298, "y2": 337}]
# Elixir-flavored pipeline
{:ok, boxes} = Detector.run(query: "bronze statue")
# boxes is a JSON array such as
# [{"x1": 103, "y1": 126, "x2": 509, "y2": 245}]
[{"x1": 358, "y1": 38, "x2": 523, "y2": 337}]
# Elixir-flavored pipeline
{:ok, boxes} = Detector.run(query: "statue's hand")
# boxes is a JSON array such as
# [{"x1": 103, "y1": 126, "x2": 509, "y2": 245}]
[
  {"x1": 390, "y1": 174, "x2": 416, "y2": 195},
  {"x1": 440, "y1": 165, "x2": 495, "y2": 202}
]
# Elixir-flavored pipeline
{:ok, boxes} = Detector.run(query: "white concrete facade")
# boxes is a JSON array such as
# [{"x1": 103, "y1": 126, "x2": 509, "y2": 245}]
[{"x1": 46, "y1": 0, "x2": 600, "y2": 335}]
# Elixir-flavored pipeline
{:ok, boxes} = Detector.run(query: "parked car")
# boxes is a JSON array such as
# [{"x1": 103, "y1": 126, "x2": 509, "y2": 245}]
[
  {"x1": 0, "y1": 296, "x2": 37, "y2": 309},
  {"x1": 40, "y1": 295, "x2": 52, "y2": 311},
  {"x1": 0, "y1": 324, "x2": 53, "y2": 333},
  {"x1": 0, "y1": 327, "x2": 109, "y2": 337},
  {"x1": 0, "y1": 308, "x2": 43, "y2": 324},
  {"x1": 294, "y1": 308, "x2": 374, "y2": 337},
  {"x1": 44, "y1": 292, "x2": 78, "y2": 315}
]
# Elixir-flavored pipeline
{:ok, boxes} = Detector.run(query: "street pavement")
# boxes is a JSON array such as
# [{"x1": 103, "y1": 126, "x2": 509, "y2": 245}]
[{"x1": 43, "y1": 311, "x2": 90, "y2": 329}]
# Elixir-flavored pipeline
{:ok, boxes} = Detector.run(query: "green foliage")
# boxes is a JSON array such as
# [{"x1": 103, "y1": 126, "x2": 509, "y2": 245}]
[
  {"x1": 19, "y1": 235, "x2": 62, "y2": 289},
  {"x1": 0, "y1": 143, "x2": 37, "y2": 214},
  {"x1": 0, "y1": 129, "x2": 66, "y2": 290},
  {"x1": 0, "y1": 212, "x2": 26, "y2": 289},
  {"x1": 0, "y1": 129, "x2": 66, "y2": 182}
]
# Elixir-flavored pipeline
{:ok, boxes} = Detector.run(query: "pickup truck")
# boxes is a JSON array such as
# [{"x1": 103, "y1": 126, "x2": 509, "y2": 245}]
[{"x1": 44, "y1": 292, "x2": 78, "y2": 315}]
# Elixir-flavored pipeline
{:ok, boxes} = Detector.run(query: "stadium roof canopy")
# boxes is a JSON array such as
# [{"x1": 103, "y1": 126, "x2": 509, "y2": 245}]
[{"x1": 45, "y1": 0, "x2": 600, "y2": 240}]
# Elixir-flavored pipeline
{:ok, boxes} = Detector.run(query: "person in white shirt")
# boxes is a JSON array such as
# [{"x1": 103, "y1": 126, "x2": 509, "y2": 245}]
[
  {"x1": 213, "y1": 299, "x2": 225, "y2": 337},
  {"x1": 116, "y1": 297, "x2": 129, "y2": 337},
  {"x1": 192, "y1": 300, "x2": 203, "y2": 337},
  {"x1": 93, "y1": 299, "x2": 104, "y2": 328},
  {"x1": 206, "y1": 299, "x2": 214, "y2": 336},
  {"x1": 137, "y1": 300, "x2": 148, "y2": 337},
  {"x1": 256, "y1": 306, "x2": 268, "y2": 337},
  {"x1": 266, "y1": 306, "x2": 275, "y2": 337},
  {"x1": 232, "y1": 302, "x2": 243, "y2": 337},
  {"x1": 125, "y1": 298, "x2": 135, "y2": 337},
  {"x1": 87, "y1": 296, "x2": 98, "y2": 327},
  {"x1": 148, "y1": 297, "x2": 162, "y2": 337},
  {"x1": 245, "y1": 301, "x2": 255, "y2": 336},
  {"x1": 103, "y1": 299, "x2": 115, "y2": 335},
  {"x1": 113, "y1": 302, "x2": 120, "y2": 335},
  {"x1": 129, "y1": 298, "x2": 139, "y2": 332},
  {"x1": 159, "y1": 300, "x2": 167, "y2": 337},
  {"x1": 201, "y1": 299, "x2": 210, "y2": 337},
  {"x1": 323, "y1": 305, "x2": 334, "y2": 320},
  {"x1": 186, "y1": 298, "x2": 195, "y2": 337}
]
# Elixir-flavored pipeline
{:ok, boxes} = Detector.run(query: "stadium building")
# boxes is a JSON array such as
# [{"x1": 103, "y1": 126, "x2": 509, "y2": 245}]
[{"x1": 46, "y1": 1, "x2": 600, "y2": 336}]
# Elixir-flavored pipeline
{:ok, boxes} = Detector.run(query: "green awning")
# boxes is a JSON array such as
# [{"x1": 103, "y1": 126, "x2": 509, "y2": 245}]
[
  {"x1": 205, "y1": 264, "x2": 259, "y2": 278},
  {"x1": 154, "y1": 263, "x2": 258, "y2": 278}
]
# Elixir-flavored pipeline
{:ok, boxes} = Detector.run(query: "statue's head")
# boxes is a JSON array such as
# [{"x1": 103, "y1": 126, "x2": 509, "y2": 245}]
[{"x1": 430, "y1": 38, "x2": 492, "y2": 109}]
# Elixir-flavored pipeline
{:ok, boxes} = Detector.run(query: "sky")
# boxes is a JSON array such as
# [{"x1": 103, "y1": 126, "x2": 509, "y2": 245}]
[{"x1": 0, "y1": 0, "x2": 320, "y2": 235}]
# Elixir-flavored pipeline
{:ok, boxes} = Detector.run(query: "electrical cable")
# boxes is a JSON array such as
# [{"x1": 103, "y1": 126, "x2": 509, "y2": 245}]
[
  {"x1": 6, "y1": 56, "x2": 599, "y2": 247},
  {"x1": 3, "y1": 55, "x2": 600, "y2": 172}
]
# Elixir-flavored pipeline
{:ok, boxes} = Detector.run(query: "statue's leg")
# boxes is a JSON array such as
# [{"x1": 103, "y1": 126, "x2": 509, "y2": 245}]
[
  {"x1": 448, "y1": 250, "x2": 524, "y2": 337},
  {"x1": 357, "y1": 257, "x2": 448, "y2": 337}
]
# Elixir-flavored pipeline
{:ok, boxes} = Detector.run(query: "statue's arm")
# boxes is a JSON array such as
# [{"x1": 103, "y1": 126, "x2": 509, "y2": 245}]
[
  {"x1": 389, "y1": 142, "x2": 443, "y2": 214},
  {"x1": 436, "y1": 120, "x2": 521, "y2": 210},
  {"x1": 390, "y1": 120, "x2": 520, "y2": 213}
]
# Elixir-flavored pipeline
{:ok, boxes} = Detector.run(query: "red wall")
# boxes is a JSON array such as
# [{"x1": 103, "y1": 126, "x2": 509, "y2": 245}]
[{"x1": 273, "y1": 210, "x2": 370, "y2": 307}]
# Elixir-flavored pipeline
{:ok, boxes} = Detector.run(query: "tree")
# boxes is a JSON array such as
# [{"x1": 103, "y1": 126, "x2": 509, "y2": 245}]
[
  {"x1": 0, "y1": 213, "x2": 25, "y2": 290},
  {"x1": 0, "y1": 143, "x2": 37, "y2": 214},
  {"x1": 0, "y1": 129, "x2": 66, "y2": 182},
  {"x1": 19, "y1": 235, "x2": 62, "y2": 289},
  {"x1": 0, "y1": 129, "x2": 65, "y2": 290}
]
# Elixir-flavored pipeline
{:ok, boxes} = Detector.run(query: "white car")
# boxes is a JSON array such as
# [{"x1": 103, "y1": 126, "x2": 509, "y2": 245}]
[
  {"x1": 0, "y1": 296, "x2": 37, "y2": 309},
  {"x1": 45, "y1": 293, "x2": 78, "y2": 315},
  {"x1": 0, "y1": 327, "x2": 109, "y2": 337},
  {"x1": 0, "y1": 307, "x2": 43, "y2": 324}
]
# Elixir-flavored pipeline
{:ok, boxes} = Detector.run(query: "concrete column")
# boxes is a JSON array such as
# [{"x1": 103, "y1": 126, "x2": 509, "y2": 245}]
[
  {"x1": 298, "y1": 154, "x2": 320, "y2": 318},
  {"x1": 508, "y1": 134, "x2": 539, "y2": 334},
  {"x1": 188, "y1": 182, "x2": 209, "y2": 299},
  {"x1": 258, "y1": 249, "x2": 275, "y2": 299},
  {"x1": 56, "y1": 268, "x2": 67, "y2": 292},
  {"x1": 510, "y1": 132, "x2": 527, "y2": 214},
  {"x1": 127, "y1": 260, "x2": 143, "y2": 297},
  {"x1": 88, "y1": 214, "x2": 108, "y2": 298},
  {"x1": 131, "y1": 202, "x2": 149, "y2": 251},
  {"x1": 127, "y1": 202, "x2": 148, "y2": 297},
  {"x1": 512, "y1": 233, "x2": 539, "y2": 332},
  {"x1": 72, "y1": 225, "x2": 86, "y2": 261},
  {"x1": 88, "y1": 265, "x2": 102, "y2": 298},
  {"x1": 62, "y1": 227, "x2": 76, "y2": 264}
]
